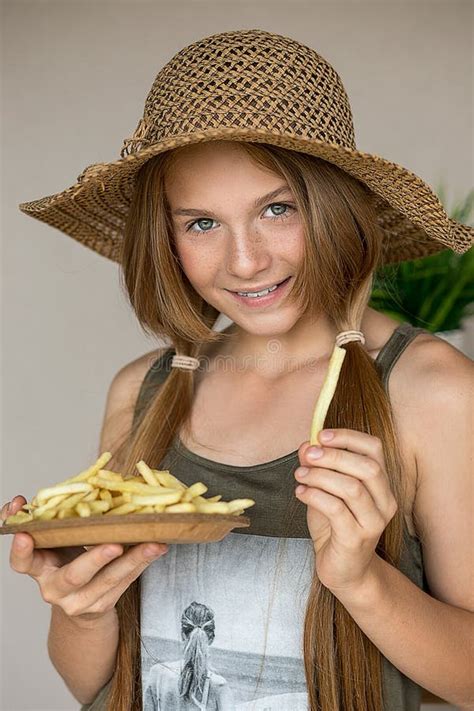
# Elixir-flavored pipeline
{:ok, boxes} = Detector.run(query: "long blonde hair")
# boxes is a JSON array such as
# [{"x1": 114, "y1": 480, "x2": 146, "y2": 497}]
[{"x1": 104, "y1": 141, "x2": 413, "y2": 711}]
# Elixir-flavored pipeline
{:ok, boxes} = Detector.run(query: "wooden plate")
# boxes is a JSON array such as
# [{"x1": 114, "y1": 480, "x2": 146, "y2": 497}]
[{"x1": 0, "y1": 513, "x2": 251, "y2": 548}]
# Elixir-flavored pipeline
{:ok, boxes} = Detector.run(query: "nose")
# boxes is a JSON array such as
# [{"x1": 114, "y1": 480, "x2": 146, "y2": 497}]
[{"x1": 225, "y1": 229, "x2": 272, "y2": 281}]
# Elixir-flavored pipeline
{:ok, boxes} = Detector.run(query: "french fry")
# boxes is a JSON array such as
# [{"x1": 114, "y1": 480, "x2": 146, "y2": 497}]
[
  {"x1": 194, "y1": 501, "x2": 230, "y2": 514},
  {"x1": 226, "y1": 499, "x2": 255, "y2": 514},
  {"x1": 135, "y1": 461, "x2": 159, "y2": 486},
  {"x1": 165, "y1": 503, "x2": 196, "y2": 513},
  {"x1": 3, "y1": 452, "x2": 255, "y2": 525},
  {"x1": 152, "y1": 469, "x2": 187, "y2": 490},
  {"x1": 129, "y1": 491, "x2": 182, "y2": 506},
  {"x1": 82, "y1": 489, "x2": 100, "y2": 503},
  {"x1": 104, "y1": 503, "x2": 139, "y2": 516},
  {"x1": 88, "y1": 501, "x2": 111, "y2": 514},
  {"x1": 57, "y1": 508, "x2": 79, "y2": 520},
  {"x1": 32, "y1": 494, "x2": 72, "y2": 518},
  {"x1": 96, "y1": 469, "x2": 124, "y2": 481},
  {"x1": 99, "y1": 489, "x2": 113, "y2": 502},
  {"x1": 59, "y1": 452, "x2": 113, "y2": 485},
  {"x1": 76, "y1": 502, "x2": 92, "y2": 518},
  {"x1": 5, "y1": 511, "x2": 33, "y2": 524},
  {"x1": 57, "y1": 492, "x2": 90, "y2": 511},
  {"x1": 36, "y1": 483, "x2": 94, "y2": 504},
  {"x1": 182, "y1": 482, "x2": 207, "y2": 502},
  {"x1": 309, "y1": 344, "x2": 346, "y2": 446},
  {"x1": 38, "y1": 510, "x2": 58, "y2": 521}
]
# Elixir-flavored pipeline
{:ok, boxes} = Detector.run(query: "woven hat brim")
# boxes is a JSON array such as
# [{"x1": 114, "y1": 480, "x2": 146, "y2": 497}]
[{"x1": 19, "y1": 127, "x2": 473, "y2": 265}]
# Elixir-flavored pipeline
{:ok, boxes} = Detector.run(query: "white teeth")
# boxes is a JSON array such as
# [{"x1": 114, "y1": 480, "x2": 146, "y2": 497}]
[{"x1": 237, "y1": 283, "x2": 279, "y2": 298}]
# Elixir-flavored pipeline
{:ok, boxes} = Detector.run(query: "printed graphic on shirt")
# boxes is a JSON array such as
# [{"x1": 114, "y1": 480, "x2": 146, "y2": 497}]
[{"x1": 141, "y1": 533, "x2": 314, "y2": 710}]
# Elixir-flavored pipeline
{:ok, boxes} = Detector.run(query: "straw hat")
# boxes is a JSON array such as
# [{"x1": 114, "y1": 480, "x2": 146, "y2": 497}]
[{"x1": 19, "y1": 29, "x2": 473, "y2": 266}]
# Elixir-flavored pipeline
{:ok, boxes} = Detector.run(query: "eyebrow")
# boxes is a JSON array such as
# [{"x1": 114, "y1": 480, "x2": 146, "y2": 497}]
[{"x1": 172, "y1": 184, "x2": 293, "y2": 217}]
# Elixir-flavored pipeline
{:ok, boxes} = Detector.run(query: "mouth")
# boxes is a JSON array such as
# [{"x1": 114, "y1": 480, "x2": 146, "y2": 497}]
[{"x1": 226, "y1": 276, "x2": 292, "y2": 308}]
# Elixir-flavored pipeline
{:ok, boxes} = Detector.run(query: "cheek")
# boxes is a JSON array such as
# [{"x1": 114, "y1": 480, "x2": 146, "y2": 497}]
[
  {"x1": 277, "y1": 225, "x2": 305, "y2": 267},
  {"x1": 175, "y1": 241, "x2": 220, "y2": 288}
]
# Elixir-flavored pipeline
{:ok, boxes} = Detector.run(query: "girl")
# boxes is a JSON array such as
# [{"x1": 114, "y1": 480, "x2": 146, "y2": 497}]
[{"x1": 4, "y1": 29, "x2": 473, "y2": 711}]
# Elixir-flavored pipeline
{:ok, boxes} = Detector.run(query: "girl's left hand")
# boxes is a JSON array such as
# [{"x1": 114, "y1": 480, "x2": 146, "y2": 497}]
[{"x1": 295, "y1": 429, "x2": 398, "y2": 595}]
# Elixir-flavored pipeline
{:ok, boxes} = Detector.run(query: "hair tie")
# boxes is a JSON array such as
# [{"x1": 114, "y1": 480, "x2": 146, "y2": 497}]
[
  {"x1": 335, "y1": 330, "x2": 365, "y2": 347},
  {"x1": 171, "y1": 354, "x2": 200, "y2": 371}
]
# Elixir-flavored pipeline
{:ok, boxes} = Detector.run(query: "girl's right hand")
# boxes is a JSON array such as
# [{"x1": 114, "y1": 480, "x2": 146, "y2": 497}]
[{"x1": 2, "y1": 495, "x2": 168, "y2": 625}]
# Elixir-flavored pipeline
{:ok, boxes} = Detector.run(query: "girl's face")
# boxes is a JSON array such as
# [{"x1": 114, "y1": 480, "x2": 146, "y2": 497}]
[{"x1": 165, "y1": 141, "x2": 305, "y2": 337}]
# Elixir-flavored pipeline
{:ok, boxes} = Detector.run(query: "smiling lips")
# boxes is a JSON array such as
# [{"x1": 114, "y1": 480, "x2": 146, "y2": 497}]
[
  {"x1": 227, "y1": 276, "x2": 292, "y2": 306},
  {"x1": 229, "y1": 277, "x2": 288, "y2": 295}
]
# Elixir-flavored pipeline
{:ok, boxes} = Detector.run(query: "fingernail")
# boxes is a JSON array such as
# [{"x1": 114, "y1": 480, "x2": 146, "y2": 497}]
[
  {"x1": 320, "y1": 430, "x2": 334, "y2": 441},
  {"x1": 295, "y1": 484, "x2": 306, "y2": 494},
  {"x1": 296, "y1": 467, "x2": 309, "y2": 477},
  {"x1": 6, "y1": 502, "x2": 12, "y2": 515},
  {"x1": 104, "y1": 546, "x2": 120, "y2": 558},
  {"x1": 308, "y1": 446, "x2": 324, "y2": 460},
  {"x1": 145, "y1": 545, "x2": 166, "y2": 558}
]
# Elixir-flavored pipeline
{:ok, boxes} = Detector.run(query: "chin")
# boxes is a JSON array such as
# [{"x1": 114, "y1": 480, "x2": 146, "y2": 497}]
[{"x1": 235, "y1": 311, "x2": 301, "y2": 337}]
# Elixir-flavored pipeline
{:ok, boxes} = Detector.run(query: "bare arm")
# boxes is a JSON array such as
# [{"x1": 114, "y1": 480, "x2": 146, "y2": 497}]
[
  {"x1": 48, "y1": 606, "x2": 119, "y2": 705},
  {"x1": 8, "y1": 348, "x2": 166, "y2": 705}
]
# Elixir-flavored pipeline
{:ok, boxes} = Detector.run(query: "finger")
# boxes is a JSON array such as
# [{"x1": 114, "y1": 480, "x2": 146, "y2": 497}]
[
  {"x1": 295, "y1": 468, "x2": 385, "y2": 531},
  {"x1": 301, "y1": 445, "x2": 395, "y2": 517},
  {"x1": 313, "y1": 429, "x2": 386, "y2": 467},
  {"x1": 53, "y1": 541, "x2": 167, "y2": 599},
  {"x1": 1, "y1": 496, "x2": 27, "y2": 522},
  {"x1": 10, "y1": 532, "x2": 40, "y2": 575},
  {"x1": 82, "y1": 544, "x2": 167, "y2": 607},
  {"x1": 295, "y1": 485, "x2": 360, "y2": 543}
]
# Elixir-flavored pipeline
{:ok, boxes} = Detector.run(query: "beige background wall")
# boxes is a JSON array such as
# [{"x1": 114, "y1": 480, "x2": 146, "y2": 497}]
[{"x1": 1, "y1": 1, "x2": 472, "y2": 709}]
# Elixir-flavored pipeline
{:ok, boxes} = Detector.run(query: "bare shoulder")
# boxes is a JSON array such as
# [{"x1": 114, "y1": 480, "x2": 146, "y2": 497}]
[
  {"x1": 392, "y1": 331, "x2": 473, "y2": 481},
  {"x1": 397, "y1": 335, "x2": 473, "y2": 611},
  {"x1": 399, "y1": 332, "x2": 472, "y2": 405},
  {"x1": 98, "y1": 346, "x2": 169, "y2": 453}
]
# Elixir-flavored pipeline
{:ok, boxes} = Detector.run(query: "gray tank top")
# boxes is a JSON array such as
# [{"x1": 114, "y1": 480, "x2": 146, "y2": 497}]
[{"x1": 82, "y1": 321, "x2": 430, "y2": 711}]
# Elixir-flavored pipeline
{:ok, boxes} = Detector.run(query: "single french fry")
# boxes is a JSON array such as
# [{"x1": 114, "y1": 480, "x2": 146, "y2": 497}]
[
  {"x1": 109, "y1": 494, "x2": 132, "y2": 508},
  {"x1": 99, "y1": 489, "x2": 113, "y2": 502},
  {"x1": 129, "y1": 491, "x2": 182, "y2": 507},
  {"x1": 104, "y1": 503, "x2": 139, "y2": 516},
  {"x1": 33, "y1": 494, "x2": 72, "y2": 518},
  {"x1": 165, "y1": 503, "x2": 196, "y2": 513},
  {"x1": 135, "y1": 461, "x2": 159, "y2": 486},
  {"x1": 194, "y1": 494, "x2": 222, "y2": 504},
  {"x1": 76, "y1": 502, "x2": 92, "y2": 518},
  {"x1": 226, "y1": 499, "x2": 255, "y2": 514},
  {"x1": 59, "y1": 452, "x2": 113, "y2": 485},
  {"x1": 56, "y1": 492, "x2": 90, "y2": 511},
  {"x1": 194, "y1": 501, "x2": 230, "y2": 514},
  {"x1": 309, "y1": 344, "x2": 346, "y2": 446},
  {"x1": 182, "y1": 482, "x2": 207, "y2": 502},
  {"x1": 152, "y1": 469, "x2": 186, "y2": 490},
  {"x1": 96, "y1": 469, "x2": 124, "y2": 481},
  {"x1": 88, "y1": 500, "x2": 111, "y2": 514},
  {"x1": 5, "y1": 511, "x2": 34, "y2": 524},
  {"x1": 88, "y1": 477, "x2": 177, "y2": 496},
  {"x1": 36, "y1": 509, "x2": 57, "y2": 521},
  {"x1": 36, "y1": 483, "x2": 93, "y2": 505},
  {"x1": 57, "y1": 508, "x2": 79, "y2": 519}
]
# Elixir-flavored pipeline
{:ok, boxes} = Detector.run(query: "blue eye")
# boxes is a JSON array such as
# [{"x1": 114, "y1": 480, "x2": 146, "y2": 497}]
[
  {"x1": 185, "y1": 202, "x2": 294, "y2": 233},
  {"x1": 186, "y1": 217, "x2": 216, "y2": 233},
  {"x1": 264, "y1": 203, "x2": 293, "y2": 219}
]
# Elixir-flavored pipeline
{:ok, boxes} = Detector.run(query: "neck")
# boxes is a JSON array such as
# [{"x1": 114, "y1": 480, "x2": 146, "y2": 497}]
[{"x1": 213, "y1": 307, "x2": 379, "y2": 380}]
